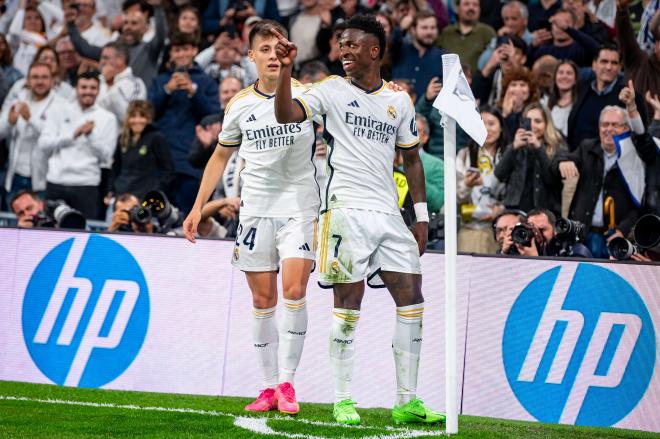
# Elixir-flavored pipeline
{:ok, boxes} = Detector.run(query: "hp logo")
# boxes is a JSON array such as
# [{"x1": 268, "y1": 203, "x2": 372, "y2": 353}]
[
  {"x1": 22, "y1": 235, "x2": 149, "y2": 388},
  {"x1": 503, "y1": 263, "x2": 655, "y2": 427}
]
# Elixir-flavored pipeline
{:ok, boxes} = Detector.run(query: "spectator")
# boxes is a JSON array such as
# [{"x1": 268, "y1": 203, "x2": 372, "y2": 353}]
[
  {"x1": 177, "y1": 5, "x2": 202, "y2": 43},
  {"x1": 7, "y1": 5, "x2": 50, "y2": 75},
  {"x1": 492, "y1": 209, "x2": 527, "y2": 254},
  {"x1": 0, "y1": 62, "x2": 60, "y2": 199},
  {"x1": 477, "y1": 1, "x2": 533, "y2": 71},
  {"x1": 55, "y1": 37, "x2": 82, "y2": 87},
  {"x1": 644, "y1": 91, "x2": 660, "y2": 215},
  {"x1": 498, "y1": 66, "x2": 539, "y2": 139},
  {"x1": 527, "y1": 207, "x2": 593, "y2": 257},
  {"x1": 563, "y1": 0, "x2": 610, "y2": 43},
  {"x1": 567, "y1": 44, "x2": 647, "y2": 150},
  {"x1": 298, "y1": 60, "x2": 329, "y2": 84},
  {"x1": 111, "y1": 100, "x2": 174, "y2": 201},
  {"x1": 0, "y1": 34, "x2": 23, "y2": 91},
  {"x1": 556, "y1": 105, "x2": 657, "y2": 257},
  {"x1": 10, "y1": 189, "x2": 44, "y2": 228},
  {"x1": 495, "y1": 103, "x2": 566, "y2": 215},
  {"x1": 219, "y1": 75, "x2": 243, "y2": 110},
  {"x1": 415, "y1": 114, "x2": 444, "y2": 215},
  {"x1": 149, "y1": 31, "x2": 220, "y2": 213},
  {"x1": 67, "y1": 0, "x2": 167, "y2": 87},
  {"x1": 457, "y1": 105, "x2": 507, "y2": 254},
  {"x1": 203, "y1": 0, "x2": 280, "y2": 36},
  {"x1": 374, "y1": 11, "x2": 394, "y2": 80},
  {"x1": 616, "y1": 0, "x2": 660, "y2": 122},
  {"x1": 473, "y1": 35, "x2": 528, "y2": 106},
  {"x1": 66, "y1": 0, "x2": 112, "y2": 46},
  {"x1": 38, "y1": 71, "x2": 117, "y2": 219},
  {"x1": 531, "y1": 55, "x2": 559, "y2": 101},
  {"x1": 436, "y1": 0, "x2": 495, "y2": 73},
  {"x1": 288, "y1": 0, "x2": 327, "y2": 68},
  {"x1": 391, "y1": 10, "x2": 444, "y2": 99},
  {"x1": 188, "y1": 113, "x2": 223, "y2": 170},
  {"x1": 203, "y1": 33, "x2": 248, "y2": 85},
  {"x1": 107, "y1": 192, "x2": 154, "y2": 233},
  {"x1": 545, "y1": 59, "x2": 580, "y2": 137},
  {"x1": 529, "y1": 9, "x2": 601, "y2": 67},
  {"x1": 97, "y1": 42, "x2": 147, "y2": 126},
  {"x1": 528, "y1": 0, "x2": 562, "y2": 32},
  {"x1": 318, "y1": 21, "x2": 346, "y2": 77}
]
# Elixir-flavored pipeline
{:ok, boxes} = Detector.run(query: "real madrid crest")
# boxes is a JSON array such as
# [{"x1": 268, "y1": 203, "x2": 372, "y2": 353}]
[
  {"x1": 387, "y1": 105, "x2": 397, "y2": 120},
  {"x1": 233, "y1": 247, "x2": 240, "y2": 262},
  {"x1": 331, "y1": 259, "x2": 340, "y2": 274}
]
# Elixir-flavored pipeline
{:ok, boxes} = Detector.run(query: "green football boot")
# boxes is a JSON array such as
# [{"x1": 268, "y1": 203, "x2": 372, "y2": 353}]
[
  {"x1": 333, "y1": 399, "x2": 361, "y2": 425},
  {"x1": 392, "y1": 398, "x2": 446, "y2": 425}
]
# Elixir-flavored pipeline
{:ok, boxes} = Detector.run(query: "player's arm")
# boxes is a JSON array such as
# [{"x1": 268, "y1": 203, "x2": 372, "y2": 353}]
[
  {"x1": 272, "y1": 28, "x2": 305, "y2": 123},
  {"x1": 183, "y1": 144, "x2": 233, "y2": 242},
  {"x1": 401, "y1": 147, "x2": 429, "y2": 255}
]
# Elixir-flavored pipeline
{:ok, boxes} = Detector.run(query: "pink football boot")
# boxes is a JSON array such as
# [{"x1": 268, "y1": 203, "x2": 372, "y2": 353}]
[
  {"x1": 244, "y1": 388, "x2": 277, "y2": 412},
  {"x1": 274, "y1": 382, "x2": 300, "y2": 414}
]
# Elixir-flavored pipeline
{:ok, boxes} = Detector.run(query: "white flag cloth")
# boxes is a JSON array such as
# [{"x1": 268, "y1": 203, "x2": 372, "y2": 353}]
[
  {"x1": 613, "y1": 132, "x2": 645, "y2": 207},
  {"x1": 433, "y1": 54, "x2": 487, "y2": 146},
  {"x1": 595, "y1": 0, "x2": 616, "y2": 28}
]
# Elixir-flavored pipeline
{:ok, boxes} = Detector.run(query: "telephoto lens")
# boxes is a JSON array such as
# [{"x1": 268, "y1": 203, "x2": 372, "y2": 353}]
[{"x1": 607, "y1": 237, "x2": 640, "y2": 260}]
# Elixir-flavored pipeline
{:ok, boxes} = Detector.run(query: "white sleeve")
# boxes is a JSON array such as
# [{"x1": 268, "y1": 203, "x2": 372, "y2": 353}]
[
  {"x1": 395, "y1": 95, "x2": 420, "y2": 149},
  {"x1": 293, "y1": 78, "x2": 334, "y2": 121},
  {"x1": 38, "y1": 110, "x2": 74, "y2": 157},
  {"x1": 194, "y1": 46, "x2": 215, "y2": 69},
  {"x1": 88, "y1": 112, "x2": 118, "y2": 166},
  {"x1": 217, "y1": 101, "x2": 242, "y2": 147}
]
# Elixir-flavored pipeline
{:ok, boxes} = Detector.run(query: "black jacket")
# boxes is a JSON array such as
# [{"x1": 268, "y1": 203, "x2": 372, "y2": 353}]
[
  {"x1": 557, "y1": 135, "x2": 657, "y2": 235},
  {"x1": 494, "y1": 143, "x2": 563, "y2": 214},
  {"x1": 111, "y1": 124, "x2": 175, "y2": 200}
]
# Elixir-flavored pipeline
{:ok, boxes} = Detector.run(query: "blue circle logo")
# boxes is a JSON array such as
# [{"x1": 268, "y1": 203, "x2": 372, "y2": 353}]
[
  {"x1": 503, "y1": 263, "x2": 655, "y2": 427},
  {"x1": 22, "y1": 235, "x2": 150, "y2": 388}
]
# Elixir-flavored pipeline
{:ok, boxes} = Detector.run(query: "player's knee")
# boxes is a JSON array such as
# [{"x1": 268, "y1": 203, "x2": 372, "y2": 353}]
[
  {"x1": 283, "y1": 284, "x2": 306, "y2": 300},
  {"x1": 252, "y1": 292, "x2": 277, "y2": 309},
  {"x1": 334, "y1": 296, "x2": 362, "y2": 310}
]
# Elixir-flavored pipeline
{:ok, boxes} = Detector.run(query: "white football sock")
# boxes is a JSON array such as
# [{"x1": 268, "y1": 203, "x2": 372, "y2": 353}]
[
  {"x1": 393, "y1": 303, "x2": 424, "y2": 406},
  {"x1": 278, "y1": 297, "x2": 308, "y2": 384},
  {"x1": 329, "y1": 308, "x2": 360, "y2": 403},
  {"x1": 252, "y1": 306, "x2": 279, "y2": 389}
]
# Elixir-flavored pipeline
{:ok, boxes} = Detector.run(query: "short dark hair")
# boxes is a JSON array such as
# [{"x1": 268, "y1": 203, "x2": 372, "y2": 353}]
[
  {"x1": 345, "y1": 14, "x2": 387, "y2": 60},
  {"x1": 169, "y1": 31, "x2": 199, "y2": 48},
  {"x1": 248, "y1": 19, "x2": 287, "y2": 49},
  {"x1": 103, "y1": 41, "x2": 131, "y2": 64},
  {"x1": 492, "y1": 209, "x2": 527, "y2": 239},
  {"x1": 412, "y1": 10, "x2": 437, "y2": 28},
  {"x1": 113, "y1": 192, "x2": 139, "y2": 211},
  {"x1": 77, "y1": 70, "x2": 100, "y2": 83},
  {"x1": 596, "y1": 42, "x2": 621, "y2": 61},
  {"x1": 10, "y1": 190, "x2": 40, "y2": 213},
  {"x1": 528, "y1": 208, "x2": 557, "y2": 228},
  {"x1": 122, "y1": 0, "x2": 153, "y2": 16}
]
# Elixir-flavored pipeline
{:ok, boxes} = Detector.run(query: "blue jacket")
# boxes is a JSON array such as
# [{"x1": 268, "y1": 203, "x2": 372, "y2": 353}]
[{"x1": 149, "y1": 64, "x2": 220, "y2": 178}]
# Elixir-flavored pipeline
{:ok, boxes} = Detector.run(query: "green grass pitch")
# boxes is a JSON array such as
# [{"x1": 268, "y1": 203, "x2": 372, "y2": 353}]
[{"x1": 0, "y1": 381, "x2": 657, "y2": 438}]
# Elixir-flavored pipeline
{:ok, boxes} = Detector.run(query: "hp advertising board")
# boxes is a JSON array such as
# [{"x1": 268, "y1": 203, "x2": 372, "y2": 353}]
[
  {"x1": 503, "y1": 263, "x2": 656, "y2": 427},
  {"x1": 22, "y1": 234, "x2": 149, "y2": 388}
]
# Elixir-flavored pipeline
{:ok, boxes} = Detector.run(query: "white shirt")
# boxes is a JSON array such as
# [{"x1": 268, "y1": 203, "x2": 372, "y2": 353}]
[
  {"x1": 295, "y1": 76, "x2": 419, "y2": 214},
  {"x1": 97, "y1": 67, "x2": 147, "y2": 125},
  {"x1": 591, "y1": 149, "x2": 618, "y2": 227},
  {"x1": 80, "y1": 21, "x2": 112, "y2": 46},
  {"x1": 38, "y1": 102, "x2": 118, "y2": 186},
  {"x1": 218, "y1": 81, "x2": 320, "y2": 218}
]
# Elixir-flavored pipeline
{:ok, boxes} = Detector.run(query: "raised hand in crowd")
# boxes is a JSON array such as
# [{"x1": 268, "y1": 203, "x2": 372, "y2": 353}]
[
  {"x1": 550, "y1": 12, "x2": 572, "y2": 32},
  {"x1": 501, "y1": 86, "x2": 525, "y2": 117},
  {"x1": 8, "y1": 104, "x2": 21, "y2": 126},
  {"x1": 425, "y1": 77, "x2": 442, "y2": 101},
  {"x1": 618, "y1": 80, "x2": 639, "y2": 118},
  {"x1": 512, "y1": 128, "x2": 533, "y2": 149},
  {"x1": 195, "y1": 122, "x2": 221, "y2": 148},
  {"x1": 531, "y1": 29, "x2": 552, "y2": 48},
  {"x1": 645, "y1": 91, "x2": 660, "y2": 119}
]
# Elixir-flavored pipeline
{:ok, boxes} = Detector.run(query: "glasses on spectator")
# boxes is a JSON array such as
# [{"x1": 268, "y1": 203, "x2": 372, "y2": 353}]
[{"x1": 600, "y1": 122, "x2": 626, "y2": 128}]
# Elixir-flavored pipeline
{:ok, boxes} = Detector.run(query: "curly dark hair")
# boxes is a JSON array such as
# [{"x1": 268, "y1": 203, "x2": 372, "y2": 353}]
[{"x1": 345, "y1": 14, "x2": 387, "y2": 60}]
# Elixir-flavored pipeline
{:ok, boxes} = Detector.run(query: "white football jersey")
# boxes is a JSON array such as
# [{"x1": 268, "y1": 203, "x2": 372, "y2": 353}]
[
  {"x1": 218, "y1": 80, "x2": 320, "y2": 217},
  {"x1": 294, "y1": 76, "x2": 419, "y2": 214}
]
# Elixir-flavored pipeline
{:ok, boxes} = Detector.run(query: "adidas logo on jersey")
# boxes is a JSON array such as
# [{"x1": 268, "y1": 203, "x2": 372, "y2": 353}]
[
  {"x1": 246, "y1": 114, "x2": 257, "y2": 122},
  {"x1": 298, "y1": 243, "x2": 311, "y2": 251},
  {"x1": 347, "y1": 100, "x2": 360, "y2": 108}
]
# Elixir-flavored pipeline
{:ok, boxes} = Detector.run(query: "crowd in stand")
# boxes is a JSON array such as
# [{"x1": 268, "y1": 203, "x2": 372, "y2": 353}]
[{"x1": 0, "y1": 0, "x2": 659, "y2": 261}]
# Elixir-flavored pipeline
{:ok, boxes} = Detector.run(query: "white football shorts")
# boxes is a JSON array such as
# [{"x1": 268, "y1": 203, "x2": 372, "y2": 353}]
[
  {"x1": 232, "y1": 215, "x2": 318, "y2": 272},
  {"x1": 317, "y1": 208, "x2": 421, "y2": 284}
]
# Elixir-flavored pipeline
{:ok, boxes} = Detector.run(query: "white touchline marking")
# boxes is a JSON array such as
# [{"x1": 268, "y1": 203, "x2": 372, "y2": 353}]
[{"x1": 0, "y1": 395, "x2": 445, "y2": 438}]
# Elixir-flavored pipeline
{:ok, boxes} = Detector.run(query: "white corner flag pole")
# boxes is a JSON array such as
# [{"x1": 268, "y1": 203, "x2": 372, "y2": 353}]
[{"x1": 443, "y1": 115, "x2": 458, "y2": 435}]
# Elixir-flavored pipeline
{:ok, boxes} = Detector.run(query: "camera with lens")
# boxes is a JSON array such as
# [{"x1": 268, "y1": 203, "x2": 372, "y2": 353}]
[
  {"x1": 550, "y1": 218, "x2": 588, "y2": 256},
  {"x1": 608, "y1": 214, "x2": 660, "y2": 260},
  {"x1": 140, "y1": 190, "x2": 181, "y2": 233},
  {"x1": 33, "y1": 200, "x2": 86, "y2": 230},
  {"x1": 511, "y1": 222, "x2": 546, "y2": 250}
]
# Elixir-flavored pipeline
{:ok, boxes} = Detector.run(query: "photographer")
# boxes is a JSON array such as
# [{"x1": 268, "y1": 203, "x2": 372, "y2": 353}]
[
  {"x1": 10, "y1": 190, "x2": 43, "y2": 228},
  {"x1": 493, "y1": 209, "x2": 526, "y2": 254},
  {"x1": 107, "y1": 193, "x2": 154, "y2": 234},
  {"x1": 527, "y1": 208, "x2": 592, "y2": 257}
]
